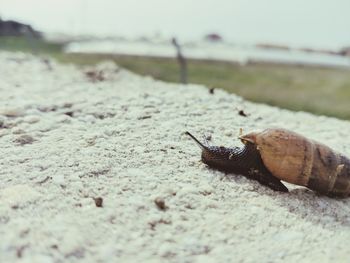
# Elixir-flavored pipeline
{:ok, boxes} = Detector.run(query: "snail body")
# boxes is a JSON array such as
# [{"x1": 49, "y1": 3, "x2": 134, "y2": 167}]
[
  {"x1": 186, "y1": 128, "x2": 350, "y2": 197},
  {"x1": 185, "y1": 131, "x2": 289, "y2": 193}
]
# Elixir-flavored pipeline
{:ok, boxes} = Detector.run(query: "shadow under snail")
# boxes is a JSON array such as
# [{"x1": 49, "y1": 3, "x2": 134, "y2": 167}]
[{"x1": 186, "y1": 128, "x2": 350, "y2": 197}]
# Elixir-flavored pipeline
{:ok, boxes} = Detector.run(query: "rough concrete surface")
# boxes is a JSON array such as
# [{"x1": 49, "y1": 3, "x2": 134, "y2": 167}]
[{"x1": 0, "y1": 52, "x2": 350, "y2": 263}]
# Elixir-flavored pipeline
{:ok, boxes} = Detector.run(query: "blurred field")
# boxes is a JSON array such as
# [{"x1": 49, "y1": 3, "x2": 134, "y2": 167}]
[{"x1": 2, "y1": 36, "x2": 350, "y2": 120}]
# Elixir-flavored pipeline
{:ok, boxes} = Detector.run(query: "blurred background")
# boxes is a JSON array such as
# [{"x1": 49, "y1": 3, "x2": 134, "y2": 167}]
[{"x1": 1, "y1": 0, "x2": 350, "y2": 119}]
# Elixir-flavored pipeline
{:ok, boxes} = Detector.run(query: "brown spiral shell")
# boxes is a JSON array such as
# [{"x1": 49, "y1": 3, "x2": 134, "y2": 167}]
[{"x1": 240, "y1": 128, "x2": 350, "y2": 197}]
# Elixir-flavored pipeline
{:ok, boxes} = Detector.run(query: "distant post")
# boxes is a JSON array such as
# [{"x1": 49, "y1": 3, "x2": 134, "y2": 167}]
[{"x1": 171, "y1": 38, "x2": 187, "y2": 84}]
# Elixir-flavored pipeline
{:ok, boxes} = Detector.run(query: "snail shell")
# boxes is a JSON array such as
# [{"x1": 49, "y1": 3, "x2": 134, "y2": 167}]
[{"x1": 240, "y1": 128, "x2": 350, "y2": 196}]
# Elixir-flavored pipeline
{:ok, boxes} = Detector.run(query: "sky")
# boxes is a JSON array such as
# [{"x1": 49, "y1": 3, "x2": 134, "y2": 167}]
[{"x1": 1, "y1": 0, "x2": 350, "y2": 49}]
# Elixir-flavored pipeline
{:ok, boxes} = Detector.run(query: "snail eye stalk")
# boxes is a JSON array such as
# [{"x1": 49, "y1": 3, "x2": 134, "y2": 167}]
[{"x1": 185, "y1": 131, "x2": 207, "y2": 149}]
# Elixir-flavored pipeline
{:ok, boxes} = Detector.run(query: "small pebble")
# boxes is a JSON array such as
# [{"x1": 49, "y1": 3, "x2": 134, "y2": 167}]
[
  {"x1": 238, "y1": 109, "x2": 248, "y2": 117},
  {"x1": 64, "y1": 111, "x2": 74, "y2": 117},
  {"x1": 94, "y1": 197, "x2": 103, "y2": 207},
  {"x1": 154, "y1": 197, "x2": 167, "y2": 211}
]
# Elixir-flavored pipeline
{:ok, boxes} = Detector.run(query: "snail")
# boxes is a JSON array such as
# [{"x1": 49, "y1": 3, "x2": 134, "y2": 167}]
[{"x1": 186, "y1": 128, "x2": 350, "y2": 197}]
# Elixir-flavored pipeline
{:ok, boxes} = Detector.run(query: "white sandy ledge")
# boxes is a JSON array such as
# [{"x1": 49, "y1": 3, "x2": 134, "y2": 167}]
[{"x1": 0, "y1": 51, "x2": 350, "y2": 263}]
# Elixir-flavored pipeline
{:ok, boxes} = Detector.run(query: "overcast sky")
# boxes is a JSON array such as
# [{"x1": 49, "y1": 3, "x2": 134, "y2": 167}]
[{"x1": 1, "y1": 0, "x2": 350, "y2": 49}]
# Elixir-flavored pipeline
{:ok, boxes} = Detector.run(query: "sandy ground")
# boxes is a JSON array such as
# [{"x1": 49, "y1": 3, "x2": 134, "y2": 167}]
[{"x1": 1, "y1": 52, "x2": 350, "y2": 263}]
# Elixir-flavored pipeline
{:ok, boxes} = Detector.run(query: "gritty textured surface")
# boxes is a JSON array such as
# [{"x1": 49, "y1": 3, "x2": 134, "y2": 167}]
[{"x1": 1, "y1": 52, "x2": 350, "y2": 263}]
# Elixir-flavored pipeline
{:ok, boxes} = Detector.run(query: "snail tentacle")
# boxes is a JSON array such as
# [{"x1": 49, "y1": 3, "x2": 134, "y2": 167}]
[{"x1": 185, "y1": 131, "x2": 207, "y2": 149}]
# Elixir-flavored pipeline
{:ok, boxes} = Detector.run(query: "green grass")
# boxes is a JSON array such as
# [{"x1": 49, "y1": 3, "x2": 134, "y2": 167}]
[
  {"x1": 2, "y1": 36, "x2": 350, "y2": 120},
  {"x1": 0, "y1": 36, "x2": 63, "y2": 53}
]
